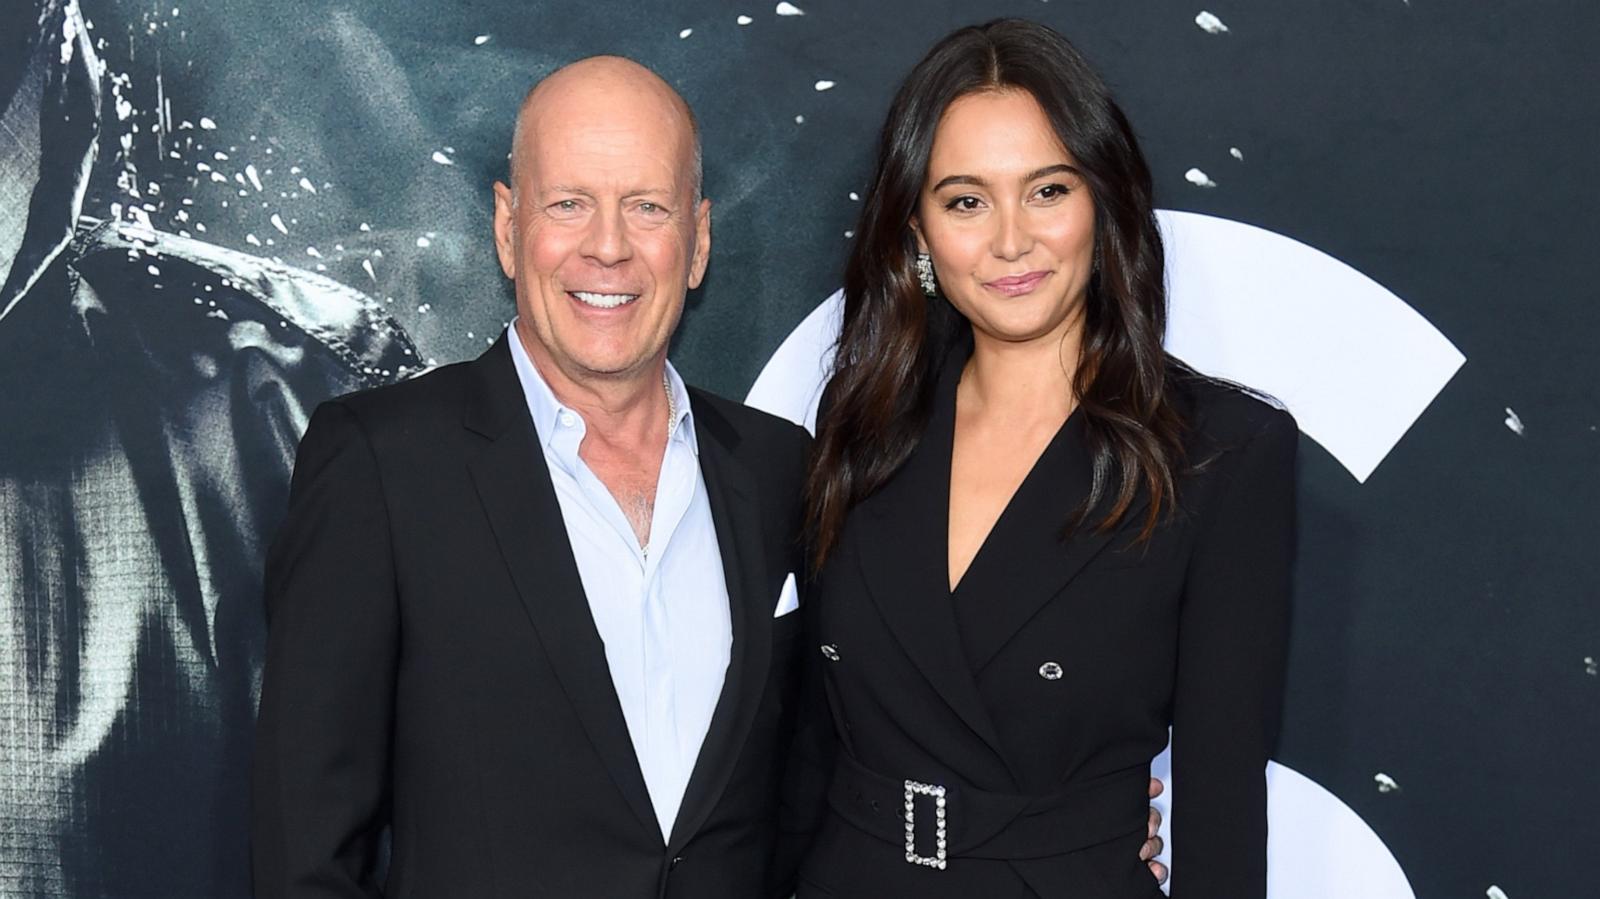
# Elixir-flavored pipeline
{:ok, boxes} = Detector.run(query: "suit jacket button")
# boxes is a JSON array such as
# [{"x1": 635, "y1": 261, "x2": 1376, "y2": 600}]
[
  {"x1": 1038, "y1": 661, "x2": 1064, "y2": 680},
  {"x1": 670, "y1": 855, "x2": 684, "y2": 869},
  {"x1": 820, "y1": 644, "x2": 841, "y2": 661}
]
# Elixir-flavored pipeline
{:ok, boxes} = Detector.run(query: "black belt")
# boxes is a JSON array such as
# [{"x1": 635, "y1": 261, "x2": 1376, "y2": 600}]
[{"x1": 827, "y1": 752, "x2": 1148, "y2": 869}]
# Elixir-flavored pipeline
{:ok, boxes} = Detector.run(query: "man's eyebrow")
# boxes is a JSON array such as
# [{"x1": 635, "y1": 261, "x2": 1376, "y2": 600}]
[{"x1": 930, "y1": 163, "x2": 1082, "y2": 193}]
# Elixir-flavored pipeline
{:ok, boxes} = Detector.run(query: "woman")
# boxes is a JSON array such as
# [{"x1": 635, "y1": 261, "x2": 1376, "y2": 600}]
[{"x1": 793, "y1": 18, "x2": 1296, "y2": 898}]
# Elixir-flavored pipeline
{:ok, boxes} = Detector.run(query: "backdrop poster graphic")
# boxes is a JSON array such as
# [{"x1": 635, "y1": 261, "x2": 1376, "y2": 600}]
[{"x1": 0, "y1": 1, "x2": 1594, "y2": 897}]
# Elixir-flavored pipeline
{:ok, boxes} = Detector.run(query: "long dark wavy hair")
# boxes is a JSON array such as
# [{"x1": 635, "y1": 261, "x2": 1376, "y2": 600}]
[{"x1": 806, "y1": 18, "x2": 1190, "y2": 569}]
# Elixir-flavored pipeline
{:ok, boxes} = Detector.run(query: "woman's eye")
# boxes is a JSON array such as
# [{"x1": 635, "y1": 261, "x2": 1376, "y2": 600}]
[
  {"x1": 945, "y1": 196, "x2": 983, "y2": 212},
  {"x1": 1036, "y1": 183, "x2": 1070, "y2": 200}
]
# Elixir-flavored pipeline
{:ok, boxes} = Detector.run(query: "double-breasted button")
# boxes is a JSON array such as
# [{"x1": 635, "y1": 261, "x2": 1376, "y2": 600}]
[
  {"x1": 820, "y1": 644, "x2": 841, "y2": 661},
  {"x1": 1038, "y1": 661, "x2": 1064, "y2": 680}
]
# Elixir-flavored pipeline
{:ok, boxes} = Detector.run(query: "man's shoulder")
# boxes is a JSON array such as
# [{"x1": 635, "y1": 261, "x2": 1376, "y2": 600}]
[
  {"x1": 687, "y1": 386, "x2": 812, "y2": 455},
  {"x1": 326, "y1": 357, "x2": 478, "y2": 438}
]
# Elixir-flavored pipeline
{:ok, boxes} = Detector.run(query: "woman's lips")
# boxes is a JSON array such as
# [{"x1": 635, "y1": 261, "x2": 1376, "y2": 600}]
[{"x1": 983, "y1": 270, "x2": 1050, "y2": 297}]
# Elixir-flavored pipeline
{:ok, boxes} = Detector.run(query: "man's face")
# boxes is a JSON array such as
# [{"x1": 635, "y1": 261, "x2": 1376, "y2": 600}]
[{"x1": 493, "y1": 70, "x2": 710, "y2": 386}]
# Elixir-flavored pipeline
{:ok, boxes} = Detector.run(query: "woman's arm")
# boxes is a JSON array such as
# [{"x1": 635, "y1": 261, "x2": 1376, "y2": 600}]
[{"x1": 1170, "y1": 407, "x2": 1298, "y2": 897}]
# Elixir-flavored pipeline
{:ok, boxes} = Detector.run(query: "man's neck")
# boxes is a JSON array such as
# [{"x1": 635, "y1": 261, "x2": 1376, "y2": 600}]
[{"x1": 513, "y1": 319, "x2": 672, "y2": 454}]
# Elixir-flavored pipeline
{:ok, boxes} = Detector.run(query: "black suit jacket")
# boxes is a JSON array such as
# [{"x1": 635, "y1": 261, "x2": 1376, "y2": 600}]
[
  {"x1": 791, "y1": 346, "x2": 1297, "y2": 899},
  {"x1": 251, "y1": 334, "x2": 811, "y2": 898}
]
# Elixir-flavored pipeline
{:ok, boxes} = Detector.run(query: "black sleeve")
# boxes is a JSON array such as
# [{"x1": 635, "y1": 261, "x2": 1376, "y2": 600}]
[
  {"x1": 1170, "y1": 409, "x2": 1298, "y2": 898},
  {"x1": 770, "y1": 419, "x2": 836, "y2": 896},
  {"x1": 251, "y1": 401, "x2": 398, "y2": 898}
]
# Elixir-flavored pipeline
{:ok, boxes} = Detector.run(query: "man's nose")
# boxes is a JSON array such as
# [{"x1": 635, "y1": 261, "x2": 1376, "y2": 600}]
[{"x1": 580, "y1": 205, "x2": 633, "y2": 266}]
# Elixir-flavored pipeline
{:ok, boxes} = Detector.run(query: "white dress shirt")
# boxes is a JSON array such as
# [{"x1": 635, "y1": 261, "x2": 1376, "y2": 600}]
[{"x1": 507, "y1": 326, "x2": 732, "y2": 841}]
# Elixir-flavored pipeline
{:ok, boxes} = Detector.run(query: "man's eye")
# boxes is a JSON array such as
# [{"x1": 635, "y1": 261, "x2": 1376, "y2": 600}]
[
  {"x1": 550, "y1": 199, "x2": 580, "y2": 214},
  {"x1": 638, "y1": 202, "x2": 668, "y2": 217}
]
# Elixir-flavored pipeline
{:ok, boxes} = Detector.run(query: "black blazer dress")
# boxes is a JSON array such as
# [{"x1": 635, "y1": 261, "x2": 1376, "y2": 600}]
[{"x1": 790, "y1": 342, "x2": 1297, "y2": 898}]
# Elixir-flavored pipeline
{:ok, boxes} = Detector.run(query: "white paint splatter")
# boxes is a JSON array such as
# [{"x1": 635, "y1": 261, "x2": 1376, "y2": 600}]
[
  {"x1": 1584, "y1": 656, "x2": 1597, "y2": 676},
  {"x1": 1195, "y1": 11, "x2": 1230, "y2": 34},
  {"x1": 359, "y1": 222, "x2": 372, "y2": 232},
  {"x1": 474, "y1": 34, "x2": 491, "y2": 45},
  {"x1": 61, "y1": 5, "x2": 80, "y2": 65},
  {"x1": 416, "y1": 236, "x2": 432, "y2": 248},
  {"x1": 209, "y1": 171, "x2": 227, "y2": 183},
  {"x1": 146, "y1": 264, "x2": 161, "y2": 277},
  {"x1": 213, "y1": 150, "x2": 228, "y2": 161},
  {"x1": 1230, "y1": 146, "x2": 1244, "y2": 161},
  {"x1": 814, "y1": 80, "x2": 836, "y2": 91},
  {"x1": 848, "y1": 191, "x2": 859, "y2": 201},
  {"x1": 679, "y1": 28, "x2": 693, "y2": 39},
  {"x1": 362, "y1": 259, "x2": 377, "y2": 282},
  {"x1": 1504, "y1": 407, "x2": 1525, "y2": 436},
  {"x1": 306, "y1": 247, "x2": 323, "y2": 258},
  {"x1": 776, "y1": 2, "x2": 804, "y2": 15},
  {"x1": 1185, "y1": 167, "x2": 1217, "y2": 188},
  {"x1": 844, "y1": 230, "x2": 854, "y2": 239},
  {"x1": 299, "y1": 177, "x2": 318, "y2": 194},
  {"x1": 246, "y1": 233, "x2": 261, "y2": 246},
  {"x1": 270, "y1": 213, "x2": 289, "y2": 235},
  {"x1": 199, "y1": 116, "x2": 217, "y2": 130},
  {"x1": 794, "y1": 114, "x2": 805, "y2": 124},
  {"x1": 417, "y1": 303, "x2": 433, "y2": 314},
  {"x1": 737, "y1": 15, "x2": 753, "y2": 25},
  {"x1": 1487, "y1": 887, "x2": 1510, "y2": 899},
  {"x1": 1374, "y1": 773, "x2": 1400, "y2": 793},
  {"x1": 431, "y1": 151, "x2": 455, "y2": 166}
]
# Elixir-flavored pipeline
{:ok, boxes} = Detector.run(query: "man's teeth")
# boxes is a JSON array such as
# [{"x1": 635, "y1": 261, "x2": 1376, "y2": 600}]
[{"x1": 571, "y1": 291, "x2": 639, "y2": 309}]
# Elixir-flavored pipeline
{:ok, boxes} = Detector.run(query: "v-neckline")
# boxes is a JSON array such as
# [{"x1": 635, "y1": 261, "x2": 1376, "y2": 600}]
[{"x1": 942, "y1": 369, "x2": 1080, "y2": 596}]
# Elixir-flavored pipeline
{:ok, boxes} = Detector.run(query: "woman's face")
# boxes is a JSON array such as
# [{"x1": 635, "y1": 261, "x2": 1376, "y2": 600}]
[{"x1": 914, "y1": 89, "x2": 1097, "y2": 349}]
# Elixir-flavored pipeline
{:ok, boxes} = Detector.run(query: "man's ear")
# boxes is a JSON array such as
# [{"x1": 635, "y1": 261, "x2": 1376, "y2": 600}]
[
  {"x1": 687, "y1": 198, "x2": 712, "y2": 290},
  {"x1": 492, "y1": 181, "x2": 517, "y2": 279}
]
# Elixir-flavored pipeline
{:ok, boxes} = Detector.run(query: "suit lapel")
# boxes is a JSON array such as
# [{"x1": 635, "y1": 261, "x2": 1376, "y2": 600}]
[
  {"x1": 666, "y1": 393, "x2": 771, "y2": 853},
  {"x1": 951, "y1": 413, "x2": 1147, "y2": 673},
  {"x1": 462, "y1": 335, "x2": 659, "y2": 838},
  {"x1": 854, "y1": 352, "x2": 1015, "y2": 783}
]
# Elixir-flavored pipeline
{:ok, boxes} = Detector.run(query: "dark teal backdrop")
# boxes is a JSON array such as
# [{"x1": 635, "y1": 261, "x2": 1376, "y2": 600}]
[{"x1": 0, "y1": 1, "x2": 1593, "y2": 896}]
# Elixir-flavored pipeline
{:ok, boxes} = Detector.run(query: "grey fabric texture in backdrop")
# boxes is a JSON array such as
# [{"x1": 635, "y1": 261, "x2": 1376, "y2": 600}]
[{"x1": 0, "y1": 1, "x2": 1594, "y2": 896}]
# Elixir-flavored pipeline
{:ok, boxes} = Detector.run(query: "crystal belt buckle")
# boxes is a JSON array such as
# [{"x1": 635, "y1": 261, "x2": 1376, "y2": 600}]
[{"x1": 902, "y1": 779, "x2": 948, "y2": 870}]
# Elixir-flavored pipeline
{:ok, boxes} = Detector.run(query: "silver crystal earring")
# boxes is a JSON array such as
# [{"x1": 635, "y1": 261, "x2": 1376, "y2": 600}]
[{"x1": 915, "y1": 253, "x2": 937, "y2": 296}]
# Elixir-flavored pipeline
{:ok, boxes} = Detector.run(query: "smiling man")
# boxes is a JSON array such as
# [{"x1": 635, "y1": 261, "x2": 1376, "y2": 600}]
[{"x1": 249, "y1": 57, "x2": 813, "y2": 897}]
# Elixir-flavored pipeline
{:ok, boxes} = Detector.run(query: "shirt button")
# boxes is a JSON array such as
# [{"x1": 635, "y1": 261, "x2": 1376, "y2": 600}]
[
  {"x1": 820, "y1": 644, "x2": 841, "y2": 662},
  {"x1": 558, "y1": 411, "x2": 576, "y2": 428},
  {"x1": 1038, "y1": 661, "x2": 1064, "y2": 680}
]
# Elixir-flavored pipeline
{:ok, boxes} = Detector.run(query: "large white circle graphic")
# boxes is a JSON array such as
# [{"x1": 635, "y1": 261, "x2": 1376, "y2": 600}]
[{"x1": 744, "y1": 210, "x2": 1454, "y2": 896}]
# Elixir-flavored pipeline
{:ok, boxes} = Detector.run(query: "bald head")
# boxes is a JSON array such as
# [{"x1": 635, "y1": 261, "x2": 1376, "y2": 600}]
[{"x1": 510, "y1": 55, "x2": 702, "y2": 205}]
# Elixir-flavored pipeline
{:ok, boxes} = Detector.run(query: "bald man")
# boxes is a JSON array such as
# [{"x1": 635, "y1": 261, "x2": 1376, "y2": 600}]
[{"x1": 250, "y1": 57, "x2": 812, "y2": 897}]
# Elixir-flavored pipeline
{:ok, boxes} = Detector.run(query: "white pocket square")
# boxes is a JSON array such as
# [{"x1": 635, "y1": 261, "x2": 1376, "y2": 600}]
[{"x1": 773, "y1": 571, "x2": 800, "y2": 618}]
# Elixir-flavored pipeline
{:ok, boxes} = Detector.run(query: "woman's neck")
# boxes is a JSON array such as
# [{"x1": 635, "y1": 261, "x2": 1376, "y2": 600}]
[{"x1": 960, "y1": 326, "x2": 1081, "y2": 425}]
